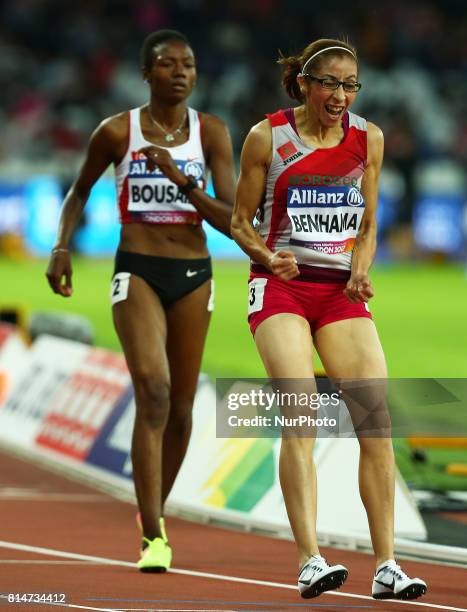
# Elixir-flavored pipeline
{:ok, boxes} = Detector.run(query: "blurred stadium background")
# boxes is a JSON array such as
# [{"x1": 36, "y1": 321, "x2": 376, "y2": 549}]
[{"x1": 0, "y1": 0, "x2": 466, "y2": 544}]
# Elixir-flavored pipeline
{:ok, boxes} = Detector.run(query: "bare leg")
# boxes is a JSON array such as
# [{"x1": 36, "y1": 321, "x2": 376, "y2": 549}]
[
  {"x1": 315, "y1": 317, "x2": 395, "y2": 566},
  {"x1": 161, "y1": 279, "x2": 212, "y2": 508},
  {"x1": 279, "y1": 437, "x2": 318, "y2": 567},
  {"x1": 358, "y1": 437, "x2": 395, "y2": 566},
  {"x1": 113, "y1": 275, "x2": 169, "y2": 541},
  {"x1": 255, "y1": 314, "x2": 318, "y2": 569}
]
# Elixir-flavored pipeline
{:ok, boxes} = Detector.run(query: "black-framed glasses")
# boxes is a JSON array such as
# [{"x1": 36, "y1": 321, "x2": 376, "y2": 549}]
[{"x1": 304, "y1": 74, "x2": 362, "y2": 93}]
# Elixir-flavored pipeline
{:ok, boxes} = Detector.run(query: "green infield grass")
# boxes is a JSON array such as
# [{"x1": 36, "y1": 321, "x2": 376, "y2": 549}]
[
  {"x1": 2, "y1": 256, "x2": 466, "y2": 377},
  {"x1": 1, "y1": 256, "x2": 466, "y2": 490}
]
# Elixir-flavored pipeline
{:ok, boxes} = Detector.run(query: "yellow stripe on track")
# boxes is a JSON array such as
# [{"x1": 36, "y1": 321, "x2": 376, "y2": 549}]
[{"x1": 408, "y1": 437, "x2": 467, "y2": 449}]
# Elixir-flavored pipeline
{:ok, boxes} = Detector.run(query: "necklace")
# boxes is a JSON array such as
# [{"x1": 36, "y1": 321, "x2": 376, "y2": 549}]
[{"x1": 147, "y1": 106, "x2": 187, "y2": 142}]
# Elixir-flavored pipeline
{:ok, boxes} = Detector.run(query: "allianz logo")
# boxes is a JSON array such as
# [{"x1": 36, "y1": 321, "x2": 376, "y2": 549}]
[
  {"x1": 184, "y1": 161, "x2": 204, "y2": 180},
  {"x1": 347, "y1": 187, "x2": 364, "y2": 207},
  {"x1": 288, "y1": 187, "x2": 364, "y2": 207}
]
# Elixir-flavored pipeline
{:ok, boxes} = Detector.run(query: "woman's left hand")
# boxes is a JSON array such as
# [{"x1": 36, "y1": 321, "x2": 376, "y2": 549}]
[
  {"x1": 138, "y1": 145, "x2": 187, "y2": 186},
  {"x1": 344, "y1": 273, "x2": 374, "y2": 303}
]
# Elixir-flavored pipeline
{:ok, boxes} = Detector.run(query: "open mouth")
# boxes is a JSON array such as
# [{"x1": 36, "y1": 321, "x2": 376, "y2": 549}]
[{"x1": 325, "y1": 104, "x2": 344, "y2": 118}]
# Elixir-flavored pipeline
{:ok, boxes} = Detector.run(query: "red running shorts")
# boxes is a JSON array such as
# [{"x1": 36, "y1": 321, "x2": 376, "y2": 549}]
[{"x1": 248, "y1": 272, "x2": 372, "y2": 336}]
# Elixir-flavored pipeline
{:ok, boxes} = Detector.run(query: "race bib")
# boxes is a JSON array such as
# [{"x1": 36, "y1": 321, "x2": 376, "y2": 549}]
[
  {"x1": 127, "y1": 157, "x2": 204, "y2": 213},
  {"x1": 208, "y1": 280, "x2": 215, "y2": 312},
  {"x1": 110, "y1": 272, "x2": 130, "y2": 305},
  {"x1": 287, "y1": 185, "x2": 365, "y2": 255},
  {"x1": 248, "y1": 278, "x2": 268, "y2": 315}
]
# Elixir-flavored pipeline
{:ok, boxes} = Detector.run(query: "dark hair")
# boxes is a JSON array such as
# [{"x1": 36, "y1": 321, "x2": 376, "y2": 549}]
[
  {"x1": 278, "y1": 38, "x2": 358, "y2": 102},
  {"x1": 140, "y1": 29, "x2": 191, "y2": 71}
]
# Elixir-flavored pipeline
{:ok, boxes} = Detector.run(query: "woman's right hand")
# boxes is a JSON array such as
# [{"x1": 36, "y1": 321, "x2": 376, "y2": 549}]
[
  {"x1": 46, "y1": 250, "x2": 73, "y2": 297},
  {"x1": 268, "y1": 250, "x2": 299, "y2": 280}
]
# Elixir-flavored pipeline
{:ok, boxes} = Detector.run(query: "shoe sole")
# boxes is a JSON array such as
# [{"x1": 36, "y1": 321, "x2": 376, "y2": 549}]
[
  {"x1": 373, "y1": 584, "x2": 427, "y2": 600},
  {"x1": 300, "y1": 569, "x2": 348, "y2": 599},
  {"x1": 138, "y1": 565, "x2": 168, "y2": 574}
]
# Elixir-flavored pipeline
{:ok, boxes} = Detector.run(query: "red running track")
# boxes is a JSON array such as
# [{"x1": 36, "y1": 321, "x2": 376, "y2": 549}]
[{"x1": 0, "y1": 449, "x2": 466, "y2": 612}]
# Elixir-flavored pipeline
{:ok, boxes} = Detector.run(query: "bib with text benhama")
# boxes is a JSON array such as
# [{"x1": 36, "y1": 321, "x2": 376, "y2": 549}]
[{"x1": 287, "y1": 185, "x2": 365, "y2": 255}]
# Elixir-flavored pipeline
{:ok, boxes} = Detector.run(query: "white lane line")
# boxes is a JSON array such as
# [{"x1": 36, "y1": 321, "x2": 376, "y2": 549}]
[
  {"x1": 0, "y1": 595, "x2": 121, "y2": 612},
  {"x1": 0, "y1": 541, "x2": 133, "y2": 567},
  {"x1": 0, "y1": 560, "x2": 102, "y2": 564},
  {"x1": 0, "y1": 540, "x2": 465, "y2": 612},
  {"x1": 0, "y1": 489, "x2": 111, "y2": 502}
]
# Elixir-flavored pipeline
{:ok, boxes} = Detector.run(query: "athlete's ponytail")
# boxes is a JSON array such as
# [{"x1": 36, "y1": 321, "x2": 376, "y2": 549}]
[{"x1": 277, "y1": 51, "x2": 303, "y2": 102}]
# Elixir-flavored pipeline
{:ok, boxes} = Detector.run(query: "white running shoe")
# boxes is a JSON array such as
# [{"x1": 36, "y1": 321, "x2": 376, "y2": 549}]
[
  {"x1": 372, "y1": 560, "x2": 427, "y2": 600},
  {"x1": 298, "y1": 554, "x2": 348, "y2": 599}
]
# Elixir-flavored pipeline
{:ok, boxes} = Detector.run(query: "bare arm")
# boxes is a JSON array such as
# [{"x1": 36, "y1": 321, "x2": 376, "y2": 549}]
[
  {"x1": 46, "y1": 115, "x2": 127, "y2": 296},
  {"x1": 231, "y1": 120, "x2": 299, "y2": 280},
  {"x1": 344, "y1": 121, "x2": 384, "y2": 303},
  {"x1": 194, "y1": 114, "x2": 235, "y2": 235},
  {"x1": 139, "y1": 114, "x2": 236, "y2": 236}
]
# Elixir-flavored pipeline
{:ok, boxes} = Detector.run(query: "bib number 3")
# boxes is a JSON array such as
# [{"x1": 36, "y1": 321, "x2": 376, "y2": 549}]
[{"x1": 248, "y1": 278, "x2": 267, "y2": 315}]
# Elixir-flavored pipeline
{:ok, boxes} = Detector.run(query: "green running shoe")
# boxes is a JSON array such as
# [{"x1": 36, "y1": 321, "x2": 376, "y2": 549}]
[
  {"x1": 136, "y1": 512, "x2": 168, "y2": 543},
  {"x1": 137, "y1": 536, "x2": 172, "y2": 573}
]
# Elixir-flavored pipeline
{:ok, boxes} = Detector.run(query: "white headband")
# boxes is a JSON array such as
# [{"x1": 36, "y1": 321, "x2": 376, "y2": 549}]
[{"x1": 300, "y1": 46, "x2": 356, "y2": 75}]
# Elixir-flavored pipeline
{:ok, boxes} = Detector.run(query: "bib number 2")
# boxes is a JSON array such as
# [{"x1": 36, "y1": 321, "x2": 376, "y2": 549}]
[{"x1": 110, "y1": 272, "x2": 131, "y2": 305}]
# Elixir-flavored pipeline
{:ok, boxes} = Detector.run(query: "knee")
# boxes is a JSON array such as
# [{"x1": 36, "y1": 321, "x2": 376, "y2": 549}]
[
  {"x1": 280, "y1": 436, "x2": 315, "y2": 455},
  {"x1": 133, "y1": 371, "x2": 171, "y2": 429},
  {"x1": 167, "y1": 398, "x2": 194, "y2": 436}
]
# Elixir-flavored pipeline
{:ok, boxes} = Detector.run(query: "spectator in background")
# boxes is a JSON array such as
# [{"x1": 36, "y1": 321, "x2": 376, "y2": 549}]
[{"x1": 2, "y1": 0, "x2": 465, "y2": 194}]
